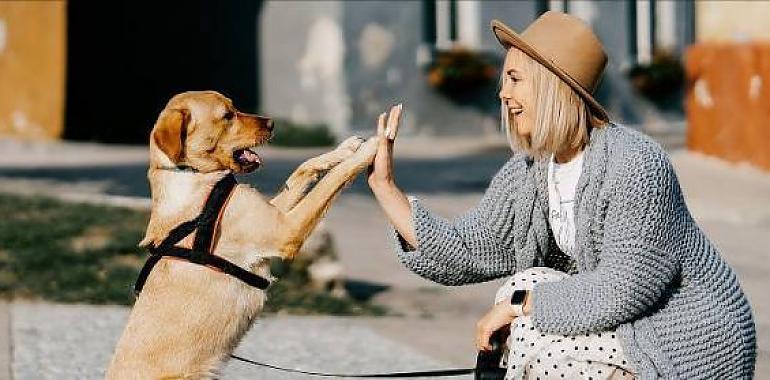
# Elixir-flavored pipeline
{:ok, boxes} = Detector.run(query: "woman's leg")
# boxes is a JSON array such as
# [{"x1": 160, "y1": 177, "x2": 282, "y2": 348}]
[{"x1": 495, "y1": 267, "x2": 636, "y2": 380}]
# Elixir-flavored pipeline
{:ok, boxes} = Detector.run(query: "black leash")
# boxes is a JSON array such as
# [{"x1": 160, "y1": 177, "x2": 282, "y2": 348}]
[
  {"x1": 228, "y1": 330, "x2": 510, "y2": 379},
  {"x1": 229, "y1": 354, "x2": 475, "y2": 378}
]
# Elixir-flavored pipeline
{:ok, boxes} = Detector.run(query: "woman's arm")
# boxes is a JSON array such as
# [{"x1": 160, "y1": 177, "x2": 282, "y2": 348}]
[
  {"x1": 367, "y1": 105, "x2": 524, "y2": 286},
  {"x1": 367, "y1": 104, "x2": 417, "y2": 247},
  {"x1": 531, "y1": 143, "x2": 682, "y2": 335}
]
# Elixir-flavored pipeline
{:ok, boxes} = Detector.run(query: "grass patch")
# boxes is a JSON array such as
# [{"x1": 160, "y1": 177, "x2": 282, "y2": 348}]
[
  {"x1": 270, "y1": 119, "x2": 336, "y2": 147},
  {"x1": 0, "y1": 193, "x2": 385, "y2": 315}
]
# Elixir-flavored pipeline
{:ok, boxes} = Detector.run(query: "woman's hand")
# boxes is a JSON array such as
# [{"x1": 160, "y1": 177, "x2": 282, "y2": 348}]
[
  {"x1": 367, "y1": 104, "x2": 401, "y2": 189},
  {"x1": 475, "y1": 302, "x2": 518, "y2": 351},
  {"x1": 366, "y1": 104, "x2": 418, "y2": 247}
]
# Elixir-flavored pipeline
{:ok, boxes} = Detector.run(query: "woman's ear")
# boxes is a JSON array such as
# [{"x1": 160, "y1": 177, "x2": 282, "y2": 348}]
[{"x1": 152, "y1": 108, "x2": 189, "y2": 163}]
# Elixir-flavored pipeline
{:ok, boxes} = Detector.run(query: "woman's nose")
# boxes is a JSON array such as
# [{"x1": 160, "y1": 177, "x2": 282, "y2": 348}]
[
  {"x1": 499, "y1": 84, "x2": 513, "y2": 101},
  {"x1": 498, "y1": 90, "x2": 509, "y2": 101}
]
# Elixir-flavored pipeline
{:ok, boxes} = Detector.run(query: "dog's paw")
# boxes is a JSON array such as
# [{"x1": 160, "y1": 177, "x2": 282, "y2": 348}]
[
  {"x1": 352, "y1": 136, "x2": 379, "y2": 162},
  {"x1": 327, "y1": 136, "x2": 365, "y2": 164},
  {"x1": 338, "y1": 136, "x2": 365, "y2": 153}
]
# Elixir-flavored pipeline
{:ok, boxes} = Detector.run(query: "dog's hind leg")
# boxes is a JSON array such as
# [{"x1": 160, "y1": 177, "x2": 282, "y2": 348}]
[
  {"x1": 278, "y1": 137, "x2": 379, "y2": 258},
  {"x1": 270, "y1": 136, "x2": 364, "y2": 212}
]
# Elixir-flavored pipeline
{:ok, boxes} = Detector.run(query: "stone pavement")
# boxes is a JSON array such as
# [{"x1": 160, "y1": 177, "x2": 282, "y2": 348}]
[
  {"x1": 1, "y1": 130, "x2": 769, "y2": 378},
  {"x1": 10, "y1": 303, "x2": 453, "y2": 380}
]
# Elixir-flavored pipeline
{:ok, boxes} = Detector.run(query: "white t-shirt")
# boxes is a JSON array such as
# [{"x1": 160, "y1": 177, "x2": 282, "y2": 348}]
[{"x1": 547, "y1": 151, "x2": 584, "y2": 257}]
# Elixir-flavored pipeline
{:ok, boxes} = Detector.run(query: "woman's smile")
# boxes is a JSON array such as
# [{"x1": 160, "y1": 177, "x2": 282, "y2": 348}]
[{"x1": 508, "y1": 105, "x2": 524, "y2": 115}]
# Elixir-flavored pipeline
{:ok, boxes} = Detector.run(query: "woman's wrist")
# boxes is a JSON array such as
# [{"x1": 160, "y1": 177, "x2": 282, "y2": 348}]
[
  {"x1": 370, "y1": 179, "x2": 401, "y2": 200},
  {"x1": 368, "y1": 178, "x2": 418, "y2": 247},
  {"x1": 369, "y1": 177, "x2": 396, "y2": 192},
  {"x1": 509, "y1": 290, "x2": 533, "y2": 316}
]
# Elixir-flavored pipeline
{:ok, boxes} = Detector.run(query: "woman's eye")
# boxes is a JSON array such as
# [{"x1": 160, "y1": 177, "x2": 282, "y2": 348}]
[{"x1": 223, "y1": 111, "x2": 235, "y2": 121}]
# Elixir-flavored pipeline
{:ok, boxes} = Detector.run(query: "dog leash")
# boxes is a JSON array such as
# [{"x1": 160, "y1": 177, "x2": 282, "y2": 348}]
[
  {"x1": 229, "y1": 354, "x2": 475, "y2": 378},
  {"x1": 228, "y1": 330, "x2": 510, "y2": 379}
]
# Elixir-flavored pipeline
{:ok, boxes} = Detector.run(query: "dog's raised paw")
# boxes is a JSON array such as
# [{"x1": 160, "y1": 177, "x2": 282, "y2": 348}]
[
  {"x1": 338, "y1": 136, "x2": 365, "y2": 153},
  {"x1": 355, "y1": 136, "x2": 380, "y2": 159}
]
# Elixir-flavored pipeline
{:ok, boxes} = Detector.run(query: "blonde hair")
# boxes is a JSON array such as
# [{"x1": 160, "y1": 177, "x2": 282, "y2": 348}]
[{"x1": 501, "y1": 49, "x2": 604, "y2": 158}]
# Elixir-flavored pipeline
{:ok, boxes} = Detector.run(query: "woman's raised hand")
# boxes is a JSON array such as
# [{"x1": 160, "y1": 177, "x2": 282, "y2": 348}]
[
  {"x1": 367, "y1": 104, "x2": 401, "y2": 188},
  {"x1": 366, "y1": 104, "x2": 417, "y2": 248}
]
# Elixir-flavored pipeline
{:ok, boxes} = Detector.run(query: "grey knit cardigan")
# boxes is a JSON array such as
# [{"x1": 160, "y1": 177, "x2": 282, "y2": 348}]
[{"x1": 393, "y1": 124, "x2": 756, "y2": 379}]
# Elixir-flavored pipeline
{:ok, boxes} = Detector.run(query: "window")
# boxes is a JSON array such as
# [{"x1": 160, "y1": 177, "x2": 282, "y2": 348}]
[{"x1": 422, "y1": 0, "x2": 480, "y2": 50}]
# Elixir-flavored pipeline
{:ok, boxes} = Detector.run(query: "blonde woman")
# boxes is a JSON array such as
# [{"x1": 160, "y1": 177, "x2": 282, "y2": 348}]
[{"x1": 367, "y1": 11, "x2": 755, "y2": 380}]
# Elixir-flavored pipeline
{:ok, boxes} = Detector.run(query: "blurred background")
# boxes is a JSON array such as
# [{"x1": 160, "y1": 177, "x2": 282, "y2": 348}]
[{"x1": 0, "y1": 1, "x2": 769, "y2": 378}]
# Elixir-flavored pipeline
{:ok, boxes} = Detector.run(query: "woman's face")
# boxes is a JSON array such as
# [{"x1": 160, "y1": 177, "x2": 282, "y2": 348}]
[{"x1": 499, "y1": 49, "x2": 534, "y2": 139}]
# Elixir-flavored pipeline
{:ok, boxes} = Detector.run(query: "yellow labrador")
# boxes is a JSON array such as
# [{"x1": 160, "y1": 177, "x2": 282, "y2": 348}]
[{"x1": 106, "y1": 91, "x2": 389, "y2": 379}]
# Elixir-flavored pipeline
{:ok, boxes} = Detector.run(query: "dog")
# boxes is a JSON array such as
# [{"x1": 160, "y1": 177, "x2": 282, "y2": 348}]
[{"x1": 106, "y1": 91, "x2": 384, "y2": 379}]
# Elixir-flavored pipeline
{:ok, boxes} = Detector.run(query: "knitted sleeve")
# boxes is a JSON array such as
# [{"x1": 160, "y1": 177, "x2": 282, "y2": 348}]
[
  {"x1": 391, "y1": 156, "x2": 524, "y2": 285},
  {"x1": 532, "y1": 144, "x2": 681, "y2": 335}
]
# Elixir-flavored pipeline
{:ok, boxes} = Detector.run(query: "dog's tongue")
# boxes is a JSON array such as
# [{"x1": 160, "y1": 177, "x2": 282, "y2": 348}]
[{"x1": 239, "y1": 148, "x2": 261, "y2": 166}]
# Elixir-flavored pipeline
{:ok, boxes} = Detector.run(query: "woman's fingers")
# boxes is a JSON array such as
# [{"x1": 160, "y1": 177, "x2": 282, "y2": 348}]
[
  {"x1": 377, "y1": 112, "x2": 386, "y2": 137},
  {"x1": 377, "y1": 112, "x2": 390, "y2": 154},
  {"x1": 385, "y1": 103, "x2": 402, "y2": 141},
  {"x1": 368, "y1": 104, "x2": 402, "y2": 187},
  {"x1": 475, "y1": 302, "x2": 516, "y2": 351},
  {"x1": 476, "y1": 324, "x2": 493, "y2": 351},
  {"x1": 475, "y1": 319, "x2": 490, "y2": 351},
  {"x1": 376, "y1": 112, "x2": 390, "y2": 159},
  {"x1": 368, "y1": 111, "x2": 392, "y2": 185}
]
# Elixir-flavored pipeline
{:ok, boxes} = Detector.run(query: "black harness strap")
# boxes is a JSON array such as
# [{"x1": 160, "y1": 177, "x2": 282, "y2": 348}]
[
  {"x1": 134, "y1": 173, "x2": 270, "y2": 295},
  {"x1": 192, "y1": 174, "x2": 236, "y2": 253}
]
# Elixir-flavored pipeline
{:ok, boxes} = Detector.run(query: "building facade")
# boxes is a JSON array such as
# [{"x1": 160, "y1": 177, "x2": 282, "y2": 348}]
[
  {"x1": 5, "y1": 1, "x2": 770, "y2": 142},
  {"x1": 260, "y1": 0, "x2": 697, "y2": 139}
]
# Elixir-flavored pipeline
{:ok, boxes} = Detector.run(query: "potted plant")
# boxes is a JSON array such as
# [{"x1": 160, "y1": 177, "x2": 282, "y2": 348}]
[
  {"x1": 426, "y1": 47, "x2": 498, "y2": 102},
  {"x1": 627, "y1": 50, "x2": 685, "y2": 110}
]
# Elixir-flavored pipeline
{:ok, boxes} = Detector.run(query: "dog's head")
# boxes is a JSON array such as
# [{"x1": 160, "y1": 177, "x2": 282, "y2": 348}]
[{"x1": 149, "y1": 91, "x2": 273, "y2": 173}]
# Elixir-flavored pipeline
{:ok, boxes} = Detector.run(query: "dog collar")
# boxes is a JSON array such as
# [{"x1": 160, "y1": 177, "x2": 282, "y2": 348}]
[{"x1": 156, "y1": 164, "x2": 199, "y2": 173}]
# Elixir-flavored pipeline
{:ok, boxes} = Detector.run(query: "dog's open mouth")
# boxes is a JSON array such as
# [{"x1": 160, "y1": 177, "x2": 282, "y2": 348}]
[{"x1": 233, "y1": 148, "x2": 262, "y2": 171}]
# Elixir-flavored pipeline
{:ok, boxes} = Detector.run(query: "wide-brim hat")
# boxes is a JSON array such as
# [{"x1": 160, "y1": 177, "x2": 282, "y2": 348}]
[{"x1": 491, "y1": 11, "x2": 609, "y2": 121}]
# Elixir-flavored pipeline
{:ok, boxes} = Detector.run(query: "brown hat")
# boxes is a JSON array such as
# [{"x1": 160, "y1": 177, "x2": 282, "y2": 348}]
[{"x1": 491, "y1": 11, "x2": 609, "y2": 121}]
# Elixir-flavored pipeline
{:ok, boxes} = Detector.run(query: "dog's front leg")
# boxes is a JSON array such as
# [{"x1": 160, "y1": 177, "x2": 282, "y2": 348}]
[
  {"x1": 270, "y1": 136, "x2": 364, "y2": 213},
  {"x1": 278, "y1": 137, "x2": 379, "y2": 258}
]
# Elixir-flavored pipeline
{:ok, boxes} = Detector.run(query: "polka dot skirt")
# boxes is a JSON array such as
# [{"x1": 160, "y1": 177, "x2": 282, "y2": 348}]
[{"x1": 495, "y1": 267, "x2": 636, "y2": 380}]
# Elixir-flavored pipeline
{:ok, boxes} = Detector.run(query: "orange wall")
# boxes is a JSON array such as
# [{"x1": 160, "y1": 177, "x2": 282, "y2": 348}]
[
  {"x1": 686, "y1": 43, "x2": 770, "y2": 171},
  {"x1": 0, "y1": 2, "x2": 66, "y2": 140}
]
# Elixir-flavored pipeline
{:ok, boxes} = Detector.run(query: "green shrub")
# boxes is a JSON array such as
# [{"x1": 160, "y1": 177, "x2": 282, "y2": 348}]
[{"x1": 270, "y1": 119, "x2": 336, "y2": 147}]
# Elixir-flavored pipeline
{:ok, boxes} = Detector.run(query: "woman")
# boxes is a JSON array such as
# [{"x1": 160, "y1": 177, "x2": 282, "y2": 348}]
[{"x1": 367, "y1": 11, "x2": 756, "y2": 380}]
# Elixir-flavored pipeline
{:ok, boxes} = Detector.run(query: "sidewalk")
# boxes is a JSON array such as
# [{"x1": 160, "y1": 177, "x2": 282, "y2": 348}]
[{"x1": 10, "y1": 302, "x2": 453, "y2": 379}]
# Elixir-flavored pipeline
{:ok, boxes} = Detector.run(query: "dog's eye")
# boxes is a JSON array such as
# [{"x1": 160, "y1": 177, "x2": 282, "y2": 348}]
[{"x1": 223, "y1": 111, "x2": 235, "y2": 121}]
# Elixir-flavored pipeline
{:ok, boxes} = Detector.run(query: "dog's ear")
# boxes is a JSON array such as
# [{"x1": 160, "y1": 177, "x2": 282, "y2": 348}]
[{"x1": 152, "y1": 108, "x2": 189, "y2": 163}]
